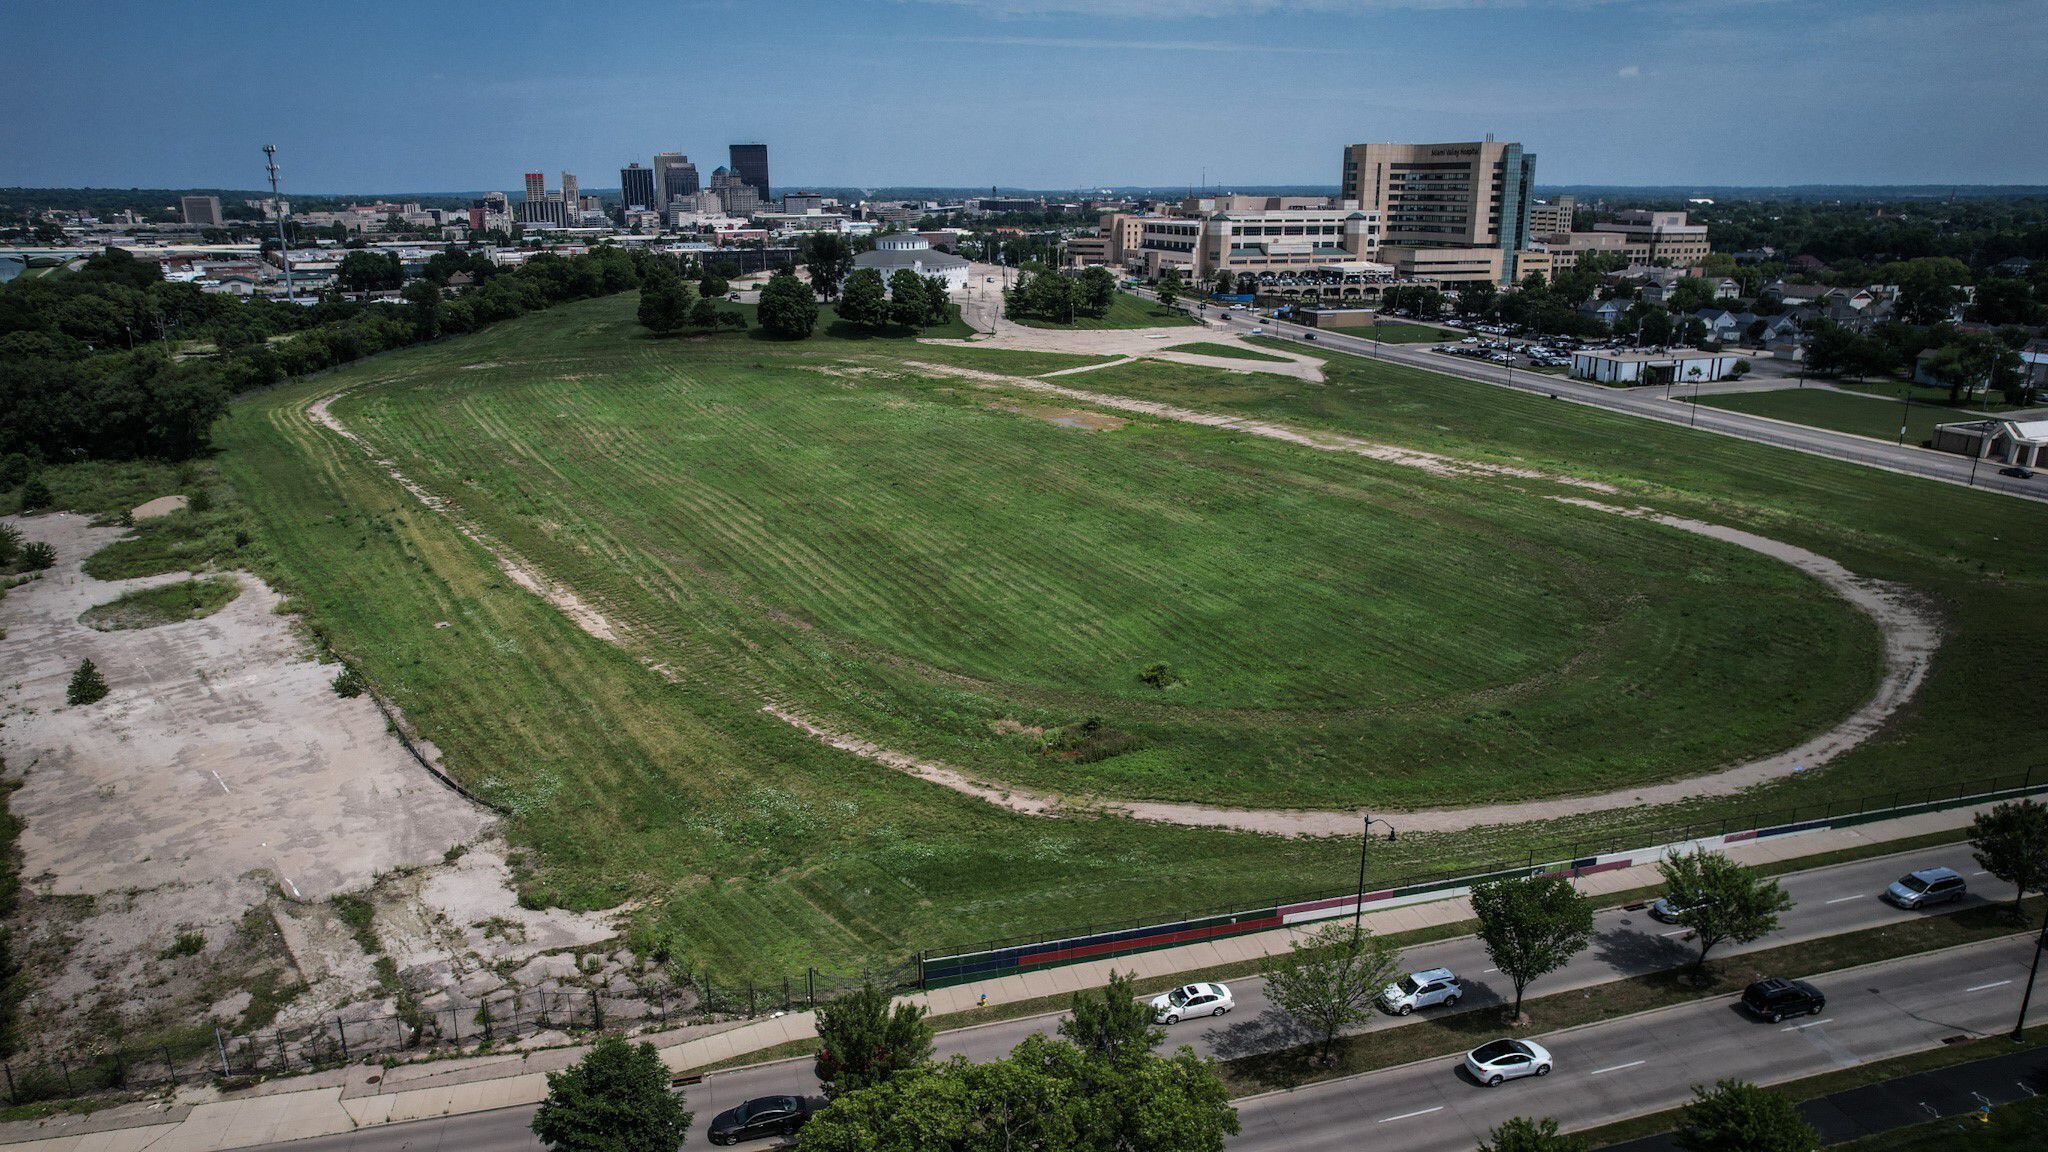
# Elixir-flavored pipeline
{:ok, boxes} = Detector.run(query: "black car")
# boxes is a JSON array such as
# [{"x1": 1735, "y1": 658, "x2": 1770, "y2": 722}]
[
  {"x1": 708, "y1": 1095, "x2": 814, "y2": 1146},
  {"x1": 1742, "y1": 978, "x2": 1825, "y2": 1023},
  {"x1": 2000, "y1": 466, "x2": 2035, "y2": 480}
]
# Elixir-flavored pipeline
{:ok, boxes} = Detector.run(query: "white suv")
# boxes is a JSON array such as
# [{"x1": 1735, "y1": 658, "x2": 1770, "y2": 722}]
[
  {"x1": 1150, "y1": 982, "x2": 1234, "y2": 1024},
  {"x1": 1380, "y1": 967, "x2": 1463, "y2": 1015}
]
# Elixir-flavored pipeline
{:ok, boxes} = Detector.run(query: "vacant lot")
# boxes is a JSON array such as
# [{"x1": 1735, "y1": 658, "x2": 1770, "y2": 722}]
[
  {"x1": 208, "y1": 293, "x2": 2046, "y2": 977},
  {"x1": 1698, "y1": 387, "x2": 2042, "y2": 444},
  {"x1": 1013, "y1": 290, "x2": 1198, "y2": 330}
]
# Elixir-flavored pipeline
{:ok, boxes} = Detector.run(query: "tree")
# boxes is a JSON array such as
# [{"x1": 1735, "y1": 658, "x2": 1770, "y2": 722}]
[
  {"x1": 814, "y1": 983, "x2": 933, "y2": 1097},
  {"x1": 796, "y1": 1033, "x2": 1236, "y2": 1152},
  {"x1": 1656, "y1": 850, "x2": 1793, "y2": 968},
  {"x1": 1637, "y1": 307, "x2": 1675, "y2": 346},
  {"x1": 1078, "y1": 267, "x2": 1116, "y2": 317},
  {"x1": 1457, "y1": 279, "x2": 1497, "y2": 318},
  {"x1": 1481, "y1": 1116, "x2": 1587, "y2": 1152},
  {"x1": 920, "y1": 275, "x2": 953, "y2": 326},
  {"x1": 401, "y1": 280, "x2": 442, "y2": 339},
  {"x1": 337, "y1": 251, "x2": 401, "y2": 299},
  {"x1": 67, "y1": 659, "x2": 108, "y2": 706},
  {"x1": 530, "y1": 1033, "x2": 692, "y2": 1152},
  {"x1": 888, "y1": 270, "x2": 929, "y2": 328},
  {"x1": 1668, "y1": 276, "x2": 1717, "y2": 314},
  {"x1": 0, "y1": 523, "x2": 18, "y2": 568},
  {"x1": 688, "y1": 297, "x2": 720, "y2": 329},
  {"x1": 1971, "y1": 799, "x2": 2048, "y2": 921},
  {"x1": 838, "y1": 268, "x2": 890, "y2": 328},
  {"x1": 1922, "y1": 330, "x2": 2022, "y2": 404},
  {"x1": 698, "y1": 271, "x2": 729, "y2": 300},
  {"x1": 1028, "y1": 270, "x2": 1078, "y2": 323},
  {"x1": 1261, "y1": 921, "x2": 1401, "y2": 1065},
  {"x1": 1058, "y1": 970, "x2": 1161, "y2": 1064},
  {"x1": 1211, "y1": 269, "x2": 1234, "y2": 297},
  {"x1": 1470, "y1": 874, "x2": 1595, "y2": 1021},
  {"x1": 757, "y1": 269, "x2": 820, "y2": 339},
  {"x1": 1672, "y1": 1079, "x2": 1817, "y2": 1152},
  {"x1": 1156, "y1": 269, "x2": 1182, "y2": 311},
  {"x1": 635, "y1": 268, "x2": 696, "y2": 336},
  {"x1": 801, "y1": 233, "x2": 856, "y2": 300}
]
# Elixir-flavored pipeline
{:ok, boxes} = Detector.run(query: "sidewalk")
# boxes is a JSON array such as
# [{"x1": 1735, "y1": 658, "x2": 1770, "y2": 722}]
[{"x1": 0, "y1": 803, "x2": 1986, "y2": 1151}]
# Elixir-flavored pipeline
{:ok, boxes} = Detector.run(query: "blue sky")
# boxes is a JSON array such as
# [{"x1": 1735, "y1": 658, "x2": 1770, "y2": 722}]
[{"x1": 7, "y1": 0, "x2": 2044, "y2": 192}]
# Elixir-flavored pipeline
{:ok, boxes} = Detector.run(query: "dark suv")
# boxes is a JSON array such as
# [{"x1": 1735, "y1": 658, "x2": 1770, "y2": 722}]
[
  {"x1": 708, "y1": 1095, "x2": 816, "y2": 1146},
  {"x1": 1742, "y1": 978, "x2": 1825, "y2": 1023}
]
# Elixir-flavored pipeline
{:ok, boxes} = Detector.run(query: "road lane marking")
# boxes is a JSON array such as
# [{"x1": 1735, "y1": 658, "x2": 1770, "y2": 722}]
[
  {"x1": 1782, "y1": 1018, "x2": 1834, "y2": 1031},
  {"x1": 1971, "y1": 870, "x2": 1990, "y2": 876},
  {"x1": 1590, "y1": 1060, "x2": 1646, "y2": 1076},
  {"x1": 210, "y1": 770, "x2": 231, "y2": 795},
  {"x1": 1824, "y1": 895, "x2": 1863, "y2": 904},
  {"x1": 1660, "y1": 929, "x2": 1689, "y2": 937},
  {"x1": 1966, "y1": 980, "x2": 2012, "y2": 992},
  {"x1": 1482, "y1": 967, "x2": 1498, "y2": 974},
  {"x1": 1378, "y1": 1107, "x2": 1444, "y2": 1124}
]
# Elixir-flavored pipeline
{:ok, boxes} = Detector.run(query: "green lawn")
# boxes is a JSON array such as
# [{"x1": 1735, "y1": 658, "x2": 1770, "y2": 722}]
[
  {"x1": 1696, "y1": 387, "x2": 2036, "y2": 444},
  {"x1": 79, "y1": 576, "x2": 239, "y2": 631},
  {"x1": 194, "y1": 290, "x2": 2048, "y2": 980},
  {"x1": 1359, "y1": 319, "x2": 1460, "y2": 344},
  {"x1": 1012, "y1": 290, "x2": 1197, "y2": 331},
  {"x1": 1159, "y1": 341, "x2": 1295, "y2": 363}
]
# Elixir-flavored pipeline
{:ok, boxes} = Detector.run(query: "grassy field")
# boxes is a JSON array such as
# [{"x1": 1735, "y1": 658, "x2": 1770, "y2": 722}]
[
  {"x1": 1162, "y1": 341, "x2": 1295, "y2": 363},
  {"x1": 195, "y1": 291, "x2": 2048, "y2": 978},
  {"x1": 1358, "y1": 319, "x2": 1460, "y2": 344},
  {"x1": 1696, "y1": 387, "x2": 2036, "y2": 444},
  {"x1": 79, "y1": 576, "x2": 239, "y2": 630},
  {"x1": 1013, "y1": 290, "x2": 1197, "y2": 331}
]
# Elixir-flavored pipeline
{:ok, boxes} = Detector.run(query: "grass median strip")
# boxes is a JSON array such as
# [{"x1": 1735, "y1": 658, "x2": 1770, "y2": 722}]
[{"x1": 1217, "y1": 895, "x2": 2043, "y2": 1096}]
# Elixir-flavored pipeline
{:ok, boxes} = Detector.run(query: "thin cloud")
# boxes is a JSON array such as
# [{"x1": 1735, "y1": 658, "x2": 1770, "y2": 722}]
[
  {"x1": 923, "y1": 33, "x2": 1345, "y2": 53},
  {"x1": 1616, "y1": 64, "x2": 1641, "y2": 77}
]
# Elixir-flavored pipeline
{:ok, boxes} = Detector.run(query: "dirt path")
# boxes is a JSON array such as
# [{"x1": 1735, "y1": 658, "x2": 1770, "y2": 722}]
[{"x1": 310, "y1": 390, "x2": 623, "y2": 644}]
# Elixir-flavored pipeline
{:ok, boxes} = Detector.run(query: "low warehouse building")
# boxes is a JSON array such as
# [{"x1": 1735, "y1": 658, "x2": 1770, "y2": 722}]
[
  {"x1": 1571, "y1": 348, "x2": 1741, "y2": 386},
  {"x1": 1930, "y1": 417, "x2": 2048, "y2": 467}
]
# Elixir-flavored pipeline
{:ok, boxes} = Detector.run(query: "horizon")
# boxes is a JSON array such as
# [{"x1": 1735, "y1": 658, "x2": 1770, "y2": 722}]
[{"x1": 8, "y1": 0, "x2": 2047, "y2": 192}]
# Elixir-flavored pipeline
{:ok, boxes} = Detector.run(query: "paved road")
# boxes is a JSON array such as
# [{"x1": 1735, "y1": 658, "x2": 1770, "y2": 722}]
[
  {"x1": 1158, "y1": 294, "x2": 2046, "y2": 503},
  {"x1": 1607, "y1": 1043, "x2": 2048, "y2": 1151},
  {"x1": 248, "y1": 844, "x2": 2012, "y2": 1150},
  {"x1": 1234, "y1": 934, "x2": 2042, "y2": 1152}
]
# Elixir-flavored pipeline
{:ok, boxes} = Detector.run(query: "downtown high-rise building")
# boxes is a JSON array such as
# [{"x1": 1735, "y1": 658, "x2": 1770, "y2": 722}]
[
  {"x1": 180, "y1": 195, "x2": 222, "y2": 227},
  {"x1": 1339, "y1": 139, "x2": 1535, "y2": 282},
  {"x1": 620, "y1": 163, "x2": 656, "y2": 212},
  {"x1": 560, "y1": 172, "x2": 579, "y2": 223},
  {"x1": 728, "y1": 143, "x2": 770, "y2": 203},
  {"x1": 521, "y1": 172, "x2": 548, "y2": 224},
  {"x1": 651, "y1": 151, "x2": 687, "y2": 206}
]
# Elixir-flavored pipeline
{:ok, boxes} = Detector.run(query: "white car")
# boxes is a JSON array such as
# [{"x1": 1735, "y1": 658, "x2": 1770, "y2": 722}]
[
  {"x1": 1465, "y1": 1038, "x2": 1552, "y2": 1086},
  {"x1": 1250, "y1": 326, "x2": 1265, "y2": 334},
  {"x1": 1380, "y1": 967, "x2": 1463, "y2": 1015},
  {"x1": 1150, "y1": 982, "x2": 1233, "y2": 1024}
]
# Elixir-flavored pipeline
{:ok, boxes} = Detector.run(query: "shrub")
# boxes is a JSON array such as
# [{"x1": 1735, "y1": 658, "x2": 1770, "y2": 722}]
[
  {"x1": 17, "y1": 478, "x2": 52, "y2": 513},
  {"x1": 332, "y1": 667, "x2": 366, "y2": 699},
  {"x1": 158, "y1": 931, "x2": 206, "y2": 960},
  {"x1": 186, "y1": 487, "x2": 214, "y2": 513},
  {"x1": 1138, "y1": 661, "x2": 1182, "y2": 689},
  {"x1": 0, "y1": 454, "x2": 29, "y2": 489},
  {"x1": 18, "y1": 541, "x2": 54, "y2": 571},
  {"x1": 0, "y1": 524, "x2": 19, "y2": 567},
  {"x1": 66, "y1": 659, "x2": 109, "y2": 706}
]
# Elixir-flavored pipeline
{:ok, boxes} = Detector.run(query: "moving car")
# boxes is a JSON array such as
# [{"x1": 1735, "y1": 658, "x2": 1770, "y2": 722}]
[
  {"x1": 2000, "y1": 466, "x2": 2036, "y2": 480},
  {"x1": 1648, "y1": 896, "x2": 1688, "y2": 924},
  {"x1": 708, "y1": 1095, "x2": 815, "y2": 1146},
  {"x1": 1150, "y1": 982, "x2": 1234, "y2": 1024},
  {"x1": 1381, "y1": 967, "x2": 1462, "y2": 1015},
  {"x1": 1741, "y1": 977, "x2": 1825, "y2": 1023},
  {"x1": 1464, "y1": 1038, "x2": 1552, "y2": 1086},
  {"x1": 1883, "y1": 866, "x2": 1968, "y2": 909}
]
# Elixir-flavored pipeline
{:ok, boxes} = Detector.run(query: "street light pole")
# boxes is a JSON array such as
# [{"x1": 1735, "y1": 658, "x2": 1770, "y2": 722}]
[
  {"x1": 2011, "y1": 907, "x2": 2047, "y2": 1041},
  {"x1": 1353, "y1": 815, "x2": 1398, "y2": 943}
]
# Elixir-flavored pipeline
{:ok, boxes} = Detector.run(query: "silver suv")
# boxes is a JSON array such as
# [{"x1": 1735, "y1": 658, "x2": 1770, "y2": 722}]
[
  {"x1": 1380, "y1": 967, "x2": 1462, "y2": 1016},
  {"x1": 1883, "y1": 866, "x2": 1967, "y2": 909}
]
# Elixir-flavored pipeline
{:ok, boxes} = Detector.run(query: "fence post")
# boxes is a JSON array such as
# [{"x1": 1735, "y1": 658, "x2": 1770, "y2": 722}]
[
  {"x1": 4, "y1": 1061, "x2": 15, "y2": 1105},
  {"x1": 593, "y1": 994, "x2": 604, "y2": 1033},
  {"x1": 334, "y1": 1018, "x2": 349, "y2": 1061},
  {"x1": 481, "y1": 999, "x2": 493, "y2": 1043},
  {"x1": 162, "y1": 1046, "x2": 176, "y2": 1087},
  {"x1": 747, "y1": 981, "x2": 757, "y2": 1018},
  {"x1": 215, "y1": 1028, "x2": 231, "y2": 1077},
  {"x1": 807, "y1": 968, "x2": 815, "y2": 1009},
  {"x1": 783, "y1": 976, "x2": 791, "y2": 1013},
  {"x1": 276, "y1": 1033, "x2": 289, "y2": 1069}
]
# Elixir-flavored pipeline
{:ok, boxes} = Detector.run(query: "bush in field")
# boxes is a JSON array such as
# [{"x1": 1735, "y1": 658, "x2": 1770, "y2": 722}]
[
  {"x1": 18, "y1": 541, "x2": 54, "y2": 571},
  {"x1": 17, "y1": 478, "x2": 52, "y2": 512},
  {"x1": 332, "y1": 667, "x2": 367, "y2": 699},
  {"x1": 0, "y1": 524, "x2": 19, "y2": 567},
  {"x1": 67, "y1": 659, "x2": 109, "y2": 706},
  {"x1": 758, "y1": 270, "x2": 819, "y2": 339}
]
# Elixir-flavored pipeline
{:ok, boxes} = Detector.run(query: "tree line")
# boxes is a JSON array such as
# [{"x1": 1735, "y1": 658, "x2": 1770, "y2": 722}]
[
  {"x1": 0, "y1": 244, "x2": 662, "y2": 463},
  {"x1": 1004, "y1": 265, "x2": 1118, "y2": 323}
]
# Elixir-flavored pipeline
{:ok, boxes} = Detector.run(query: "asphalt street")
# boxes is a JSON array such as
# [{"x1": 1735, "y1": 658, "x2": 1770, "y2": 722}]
[
  {"x1": 1167, "y1": 295, "x2": 2046, "y2": 503},
  {"x1": 248, "y1": 843, "x2": 2017, "y2": 1151},
  {"x1": 1233, "y1": 933, "x2": 2042, "y2": 1152}
]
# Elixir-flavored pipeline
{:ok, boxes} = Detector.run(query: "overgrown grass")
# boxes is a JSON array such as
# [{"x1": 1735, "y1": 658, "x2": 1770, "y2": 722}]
[
  {"x1": 1354, "y1": 319, "x2": 1460, "y2": 344},
  {"x1": 1220, "y1": 896, "x2": 2043, "y2": 1095},
  {"x1": 1013, "y1": 290, "x2": 1198, "y2": 330},
  {"x1": 195, "y1": 293, "x2": 2048, "y2": 981},
  {"x1": 80, "y1": 576, "x2": 239, "y2": 631},
  {"x1": 1162, "y1": 341, "x2": 1296, "y2": 363}
]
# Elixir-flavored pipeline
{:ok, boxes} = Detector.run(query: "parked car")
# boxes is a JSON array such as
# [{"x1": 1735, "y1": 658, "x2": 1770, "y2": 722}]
[
  {"x1": 1741, "y1": 978, "x2": 1825, "y2": 1023},
  {"x1": 1464, "y1": 1038, "x2": 1552, "y2": 1086},
  {"x1": 1250, "y1": 326, "x2": 1265, "y2": 334},
  {"x1": 1884, "y1": 866, "x2": 1968, "y2": 909},
  {"x1": 1381, "y1": 967, "x2": 1463, "y2": 1015},
  {"x1": 1648, "y1": 896, "x2": 1688, "y2": 924},
  {"x1": 708, "y1": 1095, "x2": 815, "y2": 1146},
  {"x1": 1151, "y1": 982, "x2": 1234, "y2": 1024}
]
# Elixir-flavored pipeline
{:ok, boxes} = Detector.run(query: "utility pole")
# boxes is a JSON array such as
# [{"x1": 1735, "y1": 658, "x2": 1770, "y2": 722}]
[{"x1": 264, "y1": 145, "x2": 295, "y2": 302}]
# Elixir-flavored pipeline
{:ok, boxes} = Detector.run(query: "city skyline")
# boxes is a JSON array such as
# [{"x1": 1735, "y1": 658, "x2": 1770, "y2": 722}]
[{"x1": 7, "y1": 0, "x2": 2047, "y2": 192}]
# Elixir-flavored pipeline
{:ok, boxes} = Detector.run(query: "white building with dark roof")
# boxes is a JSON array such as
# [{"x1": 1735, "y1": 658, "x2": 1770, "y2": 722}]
[{"x1": 850, "y1": 235, "x2": 970, "y2": 292}]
